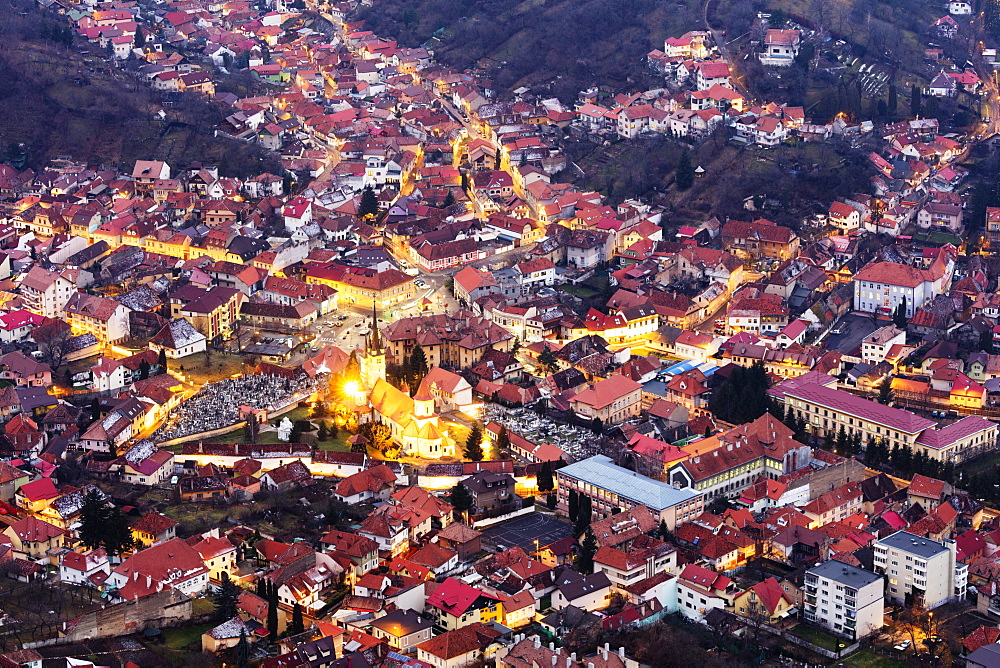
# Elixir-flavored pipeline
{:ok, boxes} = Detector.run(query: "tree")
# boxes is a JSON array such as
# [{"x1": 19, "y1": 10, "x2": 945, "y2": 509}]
[
  {"x1": 495, "y1": 426, "x2": 511, "y2": 456},
  {"x1": 236, "y1": 628, "x2": 250, "y2": 668},
  {"x1": 137, "y1": 360, "x2": 151, "y2": 381},
  {"x1": 78, "y1": 488, "x2": 108, "y2": 551},
  {"x1": 675, "y1": 149, "x2": 694, "y2": 190},
  {"x1": 547, "y1": 492, "x2": 557, "y2": 510},
  {"x1": 568, "y1": 488, "x2": 579, "y2": 523},
  {"x1": 134, "y1": 27, "x2": 146, "y2": 49},
  {"x1": 577, "y1": 529, "x2": 598, "y2": 575},
  {"x1": 443, "y1": 190, "x2": 456, "y2": 208},
  {"x1": 358, "y1": 185, "x2": 379, "y2": 218},
  {"x1": 465, "y1": 423, "x2": 484, "y2": 461},
  {"x1": 103, "y1": 510, "x2": 136, "y2": 557},
  {"x1": 289, "y1": 603, "x2": 305, "y2": 635},
  {"x1": 980, "y1": 330, "x2": 995, "y2": 354},
  {"x1": 409, "y1": 344, "x2": 429, "y2": 385},
  {"x1": 591, "y1": 417, "x2": 603, "y2": 435},
  {"x1": 877, "y1": 376, "x2": 894, "y2": 405},
  {"x1": 157, "y1": 348, "x2": 168, "y2": 369},
  {"x1": 574, "y1": 494, "x2": 592, "y2": 534},
  {"x1": 329, "y1": 421, "x2": 339, "y2": 440},
  {"x1": 708, "y1": 361, "x2": 771, "y2": 424},
  {"x1": 538, "y1": 344, "x2": 559, "y2": 373},
  {"x1": 910, "y1": 84, "x2": 921, "y2": 117},
  {"x1": 888, "y1": 83, "x2": 898, "y2": 114},
  {"x1": 893, "y1": 297, "x2": 908, "y2": 329},
  {"x1": 449, "y1": 483, "x2": 474, "y2": 516},
  {"x1": 317, "y1": 421, "x2": 329, "y2": 441},
  {"x1": 658, "y1": 519, "x2": 670, "y2": 541},
  {"x1": 213, "y1": 572, "x2": 242, "y2": 622},
  {"x1": 266, "y1": 581, "x2": 279, "y2": 640},
  {"x1": 537, "y1": 460, "x2": 554, "y2": 492},
  {"x1": 35, "y1": 323, "x2": 73, "y2": 371}
]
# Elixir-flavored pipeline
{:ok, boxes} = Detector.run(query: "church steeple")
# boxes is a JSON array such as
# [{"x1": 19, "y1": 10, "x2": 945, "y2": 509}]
[{"x1": 365, "y1": 304, "x2": 385, "y2": 353}]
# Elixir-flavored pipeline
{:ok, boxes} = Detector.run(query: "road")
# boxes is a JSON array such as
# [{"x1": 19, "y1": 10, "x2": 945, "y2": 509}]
[{"x1": 703, "y1": 0, "x2": 753, "y2": 101}]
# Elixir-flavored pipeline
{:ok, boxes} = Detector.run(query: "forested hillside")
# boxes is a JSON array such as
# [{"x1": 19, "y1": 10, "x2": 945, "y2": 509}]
[
  {"x1": 0, "y1": 0, "x2": 280, "y2": 175},
  {"x1": 356, "y1": 0, "x2": 702, "y2": 101}
]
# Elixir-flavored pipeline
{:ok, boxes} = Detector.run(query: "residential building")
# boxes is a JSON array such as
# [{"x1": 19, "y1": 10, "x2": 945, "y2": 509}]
[
  {"x1": 853, "y1": 251, "x2": 953, "y2": 317},
  {"x1": 803, "y1": 560, "x2": 884, "y2": 639},
  {"x1": 569, "y1": 374, "x2": 643, "y2": 425},
  {"x1": 675, "y1": 563, "x2": 738, "y2": 621},
  {"x1": 19, "y1": 266, "x2": 78, "y2": 318},
  {"x1": 760, "y1": 29, "x2": 800, "y2": 66},
  {"x1": 872, "y1": 530, "x2": 966, "y2": 609}
]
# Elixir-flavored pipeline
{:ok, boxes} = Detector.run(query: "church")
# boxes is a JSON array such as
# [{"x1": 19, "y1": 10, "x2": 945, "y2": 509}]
[{"x1": 359, "y1": 310, "x2": 457, "y2": 459}]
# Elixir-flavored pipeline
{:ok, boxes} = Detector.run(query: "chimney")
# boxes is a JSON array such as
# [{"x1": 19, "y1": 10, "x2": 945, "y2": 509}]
[
  {"x1": 566, "y1": 658, "x2": 572, "y2": 668},
  {"x1": 552, "y1": 657, "x2": 558, "y2": 667},
  {"x1": 618, "y1": 648, "x2": 625, "y2": 658},
  {"x1": 535, "y1": 638, "x2": 541, "y2": 650},
  {"x1": 571, "y1": 653, "x2": 577, "y2": 661},
  {"x1": 550, "y1": 642, "x2": 555, "y2": 651}
]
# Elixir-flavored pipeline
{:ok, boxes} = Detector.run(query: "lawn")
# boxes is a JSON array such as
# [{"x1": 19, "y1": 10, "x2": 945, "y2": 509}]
[
  {"x1": 161, "y1": 623, "x2": 214, "y2": 650},
  {"x1": 841, "y1": 649, "x2": 907, "y2": 667},
  {"x1": 791, "y1": 624, "x2": 844, "y2": 651},
  {"x1": 167, "y1": 351, "x2": 248, "y2": 385}
]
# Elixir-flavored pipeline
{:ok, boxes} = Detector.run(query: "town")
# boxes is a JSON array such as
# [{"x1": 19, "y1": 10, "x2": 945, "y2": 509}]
[{"x1": 1, "y1": 0, "x2": 1000, "y2": 665}]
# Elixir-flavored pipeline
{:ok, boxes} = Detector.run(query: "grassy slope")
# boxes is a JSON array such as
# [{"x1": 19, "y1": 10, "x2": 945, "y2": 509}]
[
  {"x1": 0, "y1": 0, "x2": 280, "y2": 175},
  {"x1": 356, "y1": 0, "x2": 702, "y2": 100}
]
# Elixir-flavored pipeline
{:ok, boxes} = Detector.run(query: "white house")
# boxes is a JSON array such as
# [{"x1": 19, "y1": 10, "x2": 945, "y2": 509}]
[
  {"x1": 860, "y1": 325, "x2": 907, "y2": 365},
  {"x1": 852, "y1": 251, "x2": 953, "y2": 317},
  {"x1": 59, "y1": 548, "x2": 111, "y2": 587}
]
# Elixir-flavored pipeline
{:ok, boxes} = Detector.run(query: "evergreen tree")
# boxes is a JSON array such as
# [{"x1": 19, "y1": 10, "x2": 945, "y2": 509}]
[
  {"x1": 704, "y1": 424, "x2": 712, "y2": 438},
  {"x1": 574, "y1": 494, "x2": 592, "y2": 534},
  {"x1": 465, "y1": 423, "x2": 484, "y2": 461},
  {"x1": 708, "y1": 361, "x2": 771, "y2": 424},
  {"x1": 329, "y1": 421, "x2": 339, "y2": 440},
  {"x1": 78, "y1": 488, "x2": 108, "y2": 551},
  {"x1": 658, "y1": 519, "x2": 670, "y2": 541},
  {"x1": 980, "y1": 330, "x2": 995, "y2": 354},
  {"x1": 213, "y1": 572, "x2": 242, "y2": 622},
  {"x1": 538, "y1": 344, "x2": 559, "y2": 373},
  {"x1": 910, "y1": 84, "x2": 922, "y2": 117},
  {"x1": 591, "y1": 417, "x2": 603, "y2": 435},
  {"x1": 577, "y1": 529, "x2": 598, "y2": 575},
  {"x1": 103, "y1": 510, "x2": 136, "y2": 557},
  {"x1": 409, "y1": 344, "x2": 429, "y2": 380},
  {"x1": 893, "y1": 297, "x2": 908, "y2": 329},
  {"x1": 289, "y1": 603, "x2": 305, "y2": 635},
  {"x1": 157, "y1": 348, "x2": 167, "y2": 369},
  {"x1": 358, "y1": 185, "x2": 379, "y2": 218},
  {"x1": 317, "y1": 421, "x2": 329, "y2": 440},
  {"x1": 266, "y1": 581, "x2": 279, "y2": 640},
  {"x1": 443, "y1": 190, "x2": 456, "y2": 208},
  {"x1": 495, "y1": 426, "x2": 511, "y2": 456},
  {"x1": 568, "y1": 488, "x2": 579, "y2": 523},
  {"x1": 449, "y1": 483, "x2": 474, "y2": 515},
  {"x1": 537, "y1": 460, "x2": 554, "y2": 492},
  {"x1": 236, "y1": 629, "x2": 250, "y2": 668},
  {"x1": 134, "y1": 27, "x2": 145, "y2": 49},
  {"x1": 547, "y1": 492, "x2": 557, "y2": 510},
  {"x1": 888, "y1": 83, "x2": 898, "y2": 114},
  {"x1": 877, "y1": 376, "x2": 894, "y2": 405},
  {"x1": 675, "y1": 150, "x2": 694, "y2": 190}
]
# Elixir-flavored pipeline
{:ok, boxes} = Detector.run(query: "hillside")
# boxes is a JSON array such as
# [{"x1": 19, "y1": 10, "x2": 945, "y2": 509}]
[
  {"x1": 0, "y1": 0, "x2": 280, "y2": 176},
  {"x1": 355, "y1": 0, "x2": 702, "y2": 101}
]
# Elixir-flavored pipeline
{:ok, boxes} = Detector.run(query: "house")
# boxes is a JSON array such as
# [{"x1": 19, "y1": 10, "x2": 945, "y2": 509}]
[
  {"x1": 130, "y1": 511, "x2": 179, "y2": 547},
  {"x1": 108, "y1": 537, "x2": 210, "y2": 596},
  {"x1": 594, "y1": 538, "x2": 676, "y2": 591},
  {"x1": 19, "y1": 266, "x2": 78, "y2": 317},
  {"x1": 369, "y1": 608, "x2": 434, "y2": 651},
  {"x1": 461, "y1": 470, "x2": 516, "y2": 514},
  {"x1": 804, "y1": 560, "x2": 884, "y2": 639},
  {"x1": 721, "y1": 219, "x2": 799, "y2": 261},
  {"x1": 675, "y1": 564, "x2": 738, "y2": 621},
  {"x1": 118, "y1": 441, "x2": 175, "y2": 485},
  {"x1": 570, "y1": 374, "x2": 643, "y2": 425},
  {"x1": 424, "y1": 577, "x2": 503, "y2": 631},
  {"x1": 148, "y1": 318, "x2": 207, "y2": 358},
  {"x1": 334, "y1": 464, "x2": 398, "y2": 504},
  {"x1": 202, "y1": 617, "x2": 252, "y2": 653},
  {"x1": 760, "y1": 29, "x2": 800, "y2": 66},
  {"x1": 63, "y1": 293, "x2": 131, "y2": 344},
  {"x1": 3, "y1": 516, "x2": 66, "y2": 559},
  {"x1": 0, "y1": 352, "x2": 51, "y2": 388},
  {"x1": 732, "y1": 577, "x2": 795, "y2": 623},
  {"x1": 59, "y1": 548, "x2": 110, "y2": 587},
  {"x1": 552, "y1": 568, "x2": 613, "y2": 611},
  {"x1": 416, "y1": 622, "x2": 505, "y2": 668},
  {"x1": 854, "y1": 252, "x2": 954, "y2": 319}
]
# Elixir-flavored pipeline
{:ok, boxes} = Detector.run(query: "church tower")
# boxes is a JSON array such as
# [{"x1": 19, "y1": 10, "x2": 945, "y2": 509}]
[{"x1": 361, "y1": 305, "x2": 386, "y2": 389}]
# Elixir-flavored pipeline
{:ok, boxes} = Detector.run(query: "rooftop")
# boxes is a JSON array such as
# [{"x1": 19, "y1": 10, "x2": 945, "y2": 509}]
[{"x1": 557, "y1": 455, "x2": 701, "y2": 510}]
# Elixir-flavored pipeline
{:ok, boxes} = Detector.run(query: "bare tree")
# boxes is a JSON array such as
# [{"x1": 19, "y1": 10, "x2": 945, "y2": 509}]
[{"x1": 35, "y1": 321, "x2": 73, "y2": 371}]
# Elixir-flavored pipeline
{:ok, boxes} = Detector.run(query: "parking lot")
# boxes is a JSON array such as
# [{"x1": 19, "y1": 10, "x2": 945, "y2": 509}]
[
  {"x1": 822, "y1": 313, "x2": 882, "y2": 356},
  {"x1": 482, "y1": 513, "x2": 575, "y2": 552}
]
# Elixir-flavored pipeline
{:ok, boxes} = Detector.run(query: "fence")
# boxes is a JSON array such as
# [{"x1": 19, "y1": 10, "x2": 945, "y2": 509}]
[{"x1": 471, "y1": 505, "x2": 534, "y2": 529}]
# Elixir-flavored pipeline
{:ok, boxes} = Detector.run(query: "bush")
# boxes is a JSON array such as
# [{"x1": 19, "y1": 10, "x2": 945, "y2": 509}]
[{"x1": 521, "y1": 496, "x2": 535, "y2": 509}]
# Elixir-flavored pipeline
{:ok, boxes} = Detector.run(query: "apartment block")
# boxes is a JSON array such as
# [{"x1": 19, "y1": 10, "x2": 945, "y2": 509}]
[{"x1": 803, "y1": 560, "x2": 884, "y2": 639}]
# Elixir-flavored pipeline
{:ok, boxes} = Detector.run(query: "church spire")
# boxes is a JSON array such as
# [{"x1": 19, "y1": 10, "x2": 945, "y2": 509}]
[{"x1": 365, "y1": 303, "x2": 385, "y2": 352}]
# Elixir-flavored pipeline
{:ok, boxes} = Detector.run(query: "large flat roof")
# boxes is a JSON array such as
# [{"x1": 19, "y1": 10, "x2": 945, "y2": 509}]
[
  {"x1": 808, "y1": 560, "x2": 882, "y2": 589},
  {"x1": 875, "y1": 531, "x2": 948, "y2": 559},
  {"x1": 556, "y1": 455, "x2": 700, "y2": 510}
]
